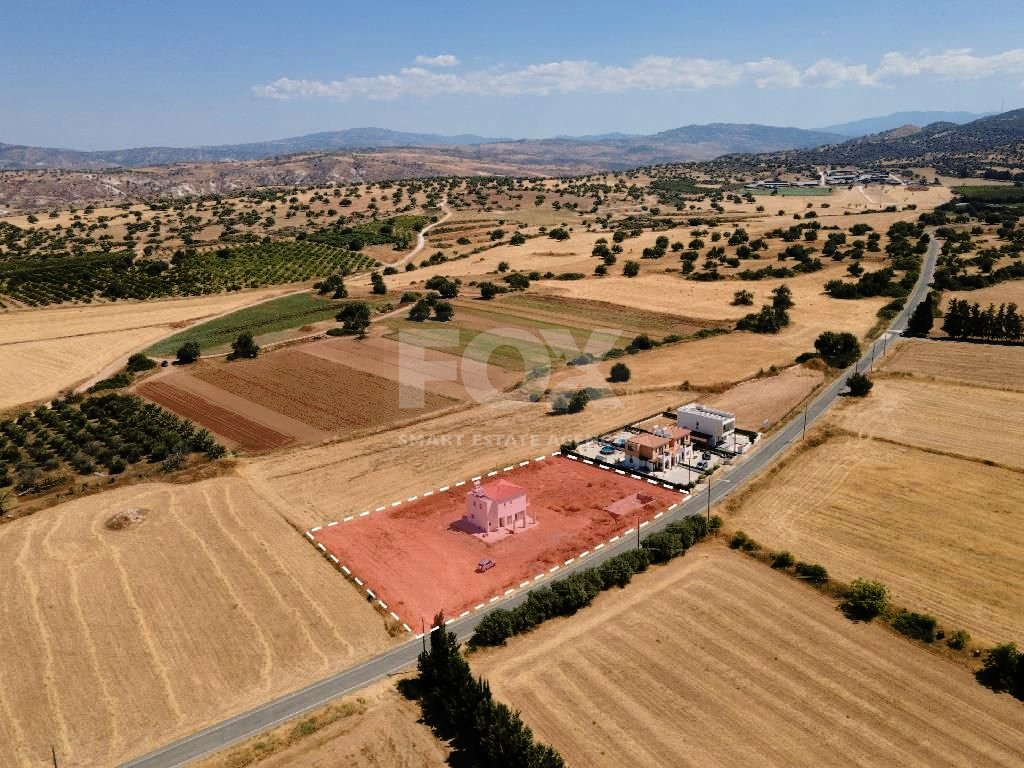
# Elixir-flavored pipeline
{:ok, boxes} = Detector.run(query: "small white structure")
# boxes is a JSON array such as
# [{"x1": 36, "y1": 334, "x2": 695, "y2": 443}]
[{"x1": 676, "y1": 403, "x2": 736, "y2": 448}]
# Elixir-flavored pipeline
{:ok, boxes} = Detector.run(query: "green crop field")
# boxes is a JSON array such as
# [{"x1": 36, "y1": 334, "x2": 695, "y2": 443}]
[
  {"x1": 954, "y1": 185, "x2": 1024, "y2": 203},
  {"x1": 146, "y1": 293, "x2": 346, "y2": 357},
  {"x1": 754, "y1": 187, "x2": 833, "y2": 196}
]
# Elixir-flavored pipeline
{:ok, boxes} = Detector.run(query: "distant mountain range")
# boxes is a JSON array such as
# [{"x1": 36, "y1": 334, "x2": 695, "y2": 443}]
[
  {"x1": 719, "y1": 109, "x2": 1024, "y2": 170},
  {"x1": 820, "y1": 111, "x2": 993, "y2": 137},
  {"x1": 0, "y1": 123, "x2": 843, "y2": 171}
]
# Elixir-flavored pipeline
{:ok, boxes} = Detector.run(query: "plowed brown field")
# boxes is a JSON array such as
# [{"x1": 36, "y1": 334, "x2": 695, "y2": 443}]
[
  {"x1": 193, "y1": 348, "x2": 459, "y2": 434},
  {"x1": 137, "y1": 379, "x2": 295, "y2": 451},
  {"x1": 473, "y1": 547, "x2": 1024, "y2": 768}
]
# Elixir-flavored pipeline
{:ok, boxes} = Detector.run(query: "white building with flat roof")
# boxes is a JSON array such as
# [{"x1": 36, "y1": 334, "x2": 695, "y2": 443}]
[{"x1": 676, "y1": 403, "x2": 736, "y2": 447}]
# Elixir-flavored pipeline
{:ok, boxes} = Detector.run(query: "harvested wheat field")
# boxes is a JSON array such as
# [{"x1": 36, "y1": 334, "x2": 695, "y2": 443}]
[
  {"x1": 0, "y1": 288, "x2": 289, "y2": 412},
  {"x1": 0, "y1": 476, "x2": 391, "y2": 768},
  {"x1": 472, "y1": 546, "x2": 1024, "y2": 768},
  {"x1": 945, "y1": 282, "x2": 1024, "y2": 316},
  {"x1": 193, "y1": 679, "x2": 446, "y2": 768},
  {"x1": 244, "y1": 391, "x2": 682, "y2": 530},
  {"x1": 705, "y1": 364, "x2": 824, "y2": 430},
  {"x1": 828, "y1": 376, "x2": 1024, "y2": 470},
  {"x1": 727, "y1": 435, "x2": 1024, "y2": 644},
  {"x1": 881, "y1": 338, "x2": 1024, "y2": 391}
]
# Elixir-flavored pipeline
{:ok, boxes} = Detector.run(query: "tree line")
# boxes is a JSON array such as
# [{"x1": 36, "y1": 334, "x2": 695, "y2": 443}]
[
  {"x1": 942, "y1": 299, "x2": 1023, "y2": 342},
  {"x1": 414, "y1": 616, "x2": 565, "y2": 767}
]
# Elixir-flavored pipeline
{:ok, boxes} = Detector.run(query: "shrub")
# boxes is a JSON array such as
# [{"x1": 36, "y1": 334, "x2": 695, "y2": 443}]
[
  {"x1": 471, "y1": 609, "x2": 515, "y2": 647},
  {"x1": 794, "y1": 561, "x2": 829, "y2": 584},
  {"x1": 479, "y1": 281, "x2": 498, "y2": 299},
  {"x1": 771, "y1": 550, "x2": 795, "y2": 569},
  {"x1": 126, "y1": 353, "x2": 156, "y2": 373},
  {"x1": 946, "y1": 628, "x2": 971, "y2": 650},
  {"x1": 407, "y1": 298, "x2": 432, "y2": 322},
  {"x1": 608, "y1": 362, "x2": 631, "y2": 383},
  {"x1": 623, "y1": 260, "x2": 640, "y2": 277},
  {"x1": 846, "y1": 372, "x2": 873, "y2": 397},
  {"x1": 844, "y1": 578, "x2": 888, "y2": 621},
  {"x1": 433, "y1": 301, "x2": 455, "y2": 322},
  {"x1": 891, "y1": 611, "x2": 938, "y2": 642},
  {"x1": 731, "y1": 289, "x2": 754, "y2": 306},
  {"x1": 729, "y1": 530, "x2": 749, "y2": 549},
  {"x1": 630, "y1": 334, "x2": 654, "y2": 350}
]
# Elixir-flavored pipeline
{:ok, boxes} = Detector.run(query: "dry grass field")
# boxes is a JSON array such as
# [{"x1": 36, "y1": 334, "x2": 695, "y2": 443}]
[
  {"x1": 727, "y1": 436, "x2": 1024, "y2": 644},
  {"x1": 880, "y1": 338, "x2": 1024, "y2": 391},
  {"x1": 193, "y1": 679, "x2": 446, "y2": 768},
  {"x1": 0, "y1": 476, "x2": 392, "y2": 768},
  {"x1": 826, "y1": 377, "x2": 1024, "y2": 470},
  {"x1": 0, "y1": 287, "x2": 290, "y2": 412},
  {"x1": 726, "y1": 339, "x2": 1024, "y2": 645},
  {"x1": 593, "y1": 282, "x2": 880, "y2": 391},
  {"x1": 704, "y1": 364, "x2": 824, "y2": 430},
  {"x1": 944, "y1": 283, "x2": 1024, "y2": 310},
  {"x1": 472, "y1": 546, "x2": 1024, "y2": 768}
]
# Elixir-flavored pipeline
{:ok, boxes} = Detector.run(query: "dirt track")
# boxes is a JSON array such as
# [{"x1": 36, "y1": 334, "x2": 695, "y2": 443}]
[{"x1": 473, "y1": 546, "x2": 1024, "y2": 768}]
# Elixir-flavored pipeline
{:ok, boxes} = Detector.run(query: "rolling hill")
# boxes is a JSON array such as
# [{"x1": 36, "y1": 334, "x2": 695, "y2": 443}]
[
  {"x1": 821, "y1": 111, "x2": 992, "y2": 137},
  {"x1": 0, "y1": 123, "x2": 843, "y2": 172},
  {"x1": 714, "y1": 109, "x2": 1024, "y2": 171}
]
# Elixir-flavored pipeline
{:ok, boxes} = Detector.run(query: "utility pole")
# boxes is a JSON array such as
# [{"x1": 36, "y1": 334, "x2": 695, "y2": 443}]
[
  {"x1": 802, "y1": 407, "x2": 808, "y2": 440},
  {"x1": 51, "y1": 745, "x2": 58, "y2": 768},
  {"x1": 706, "y1": 475, "x2": 712, "y2": 524},
  {"x1": 420, "y1": 617, "x2": 426, "y2": 652},
  {"x1": 636, "y1": 512, "x2": 641, "y2": 549}
]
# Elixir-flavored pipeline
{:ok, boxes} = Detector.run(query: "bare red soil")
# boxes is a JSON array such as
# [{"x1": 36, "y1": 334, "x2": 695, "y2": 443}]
[{"x1": 312, "y1": 457, "x2": 682, "y2": 623}]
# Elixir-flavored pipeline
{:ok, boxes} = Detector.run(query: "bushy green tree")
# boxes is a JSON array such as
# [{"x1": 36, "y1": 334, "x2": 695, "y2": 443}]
[
  {"x1": 608, "y1": 362, "x2": 631, "y2": 383},
  {"x1": 337, "y1": 302, "x2": 372, "y2": 336},
  {"x1": 176, "y1": 341, "x2": 201, "y2": 364},
  {"x1": 844, "y1": 578, "x2": 888, "y2": 621},
  {"x1": 814, "y1": 331, "x2": 860, "y2": 368},
  {"x1": 229, "y1": 332, "x2": 260, "y2": 360},
  {"x1": 846, "y1": 372, "x2": 873, "y2": 397}
]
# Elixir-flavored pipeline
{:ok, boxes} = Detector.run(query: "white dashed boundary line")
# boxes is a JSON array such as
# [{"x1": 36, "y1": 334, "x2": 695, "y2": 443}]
[{"x1": 300, "y1": 450, "x2": 689, "y2": 637}]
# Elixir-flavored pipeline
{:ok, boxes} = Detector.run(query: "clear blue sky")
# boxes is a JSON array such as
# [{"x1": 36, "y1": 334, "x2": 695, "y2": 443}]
[{"x1": 4, "y1": 0, "x2": 1023, "y2": 149}]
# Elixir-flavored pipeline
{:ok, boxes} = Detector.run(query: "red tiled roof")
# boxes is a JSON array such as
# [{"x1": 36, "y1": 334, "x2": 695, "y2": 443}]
[
  {"x1": 473, "y1": 478, "x2": 526, "y2": 502},
  {"x1": 628, "y1": 434, "x2": 671, "y2": 449}
]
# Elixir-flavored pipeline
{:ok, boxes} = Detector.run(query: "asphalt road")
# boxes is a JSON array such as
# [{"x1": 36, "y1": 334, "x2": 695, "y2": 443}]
[{"x1": 120, "y1": 236, "x2": 939, "y2": 768}]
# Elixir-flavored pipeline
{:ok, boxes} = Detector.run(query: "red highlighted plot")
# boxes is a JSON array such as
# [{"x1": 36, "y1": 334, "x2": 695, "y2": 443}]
[{"x1": 312, "y1": 457, "x2": 683, "y2": 624}]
